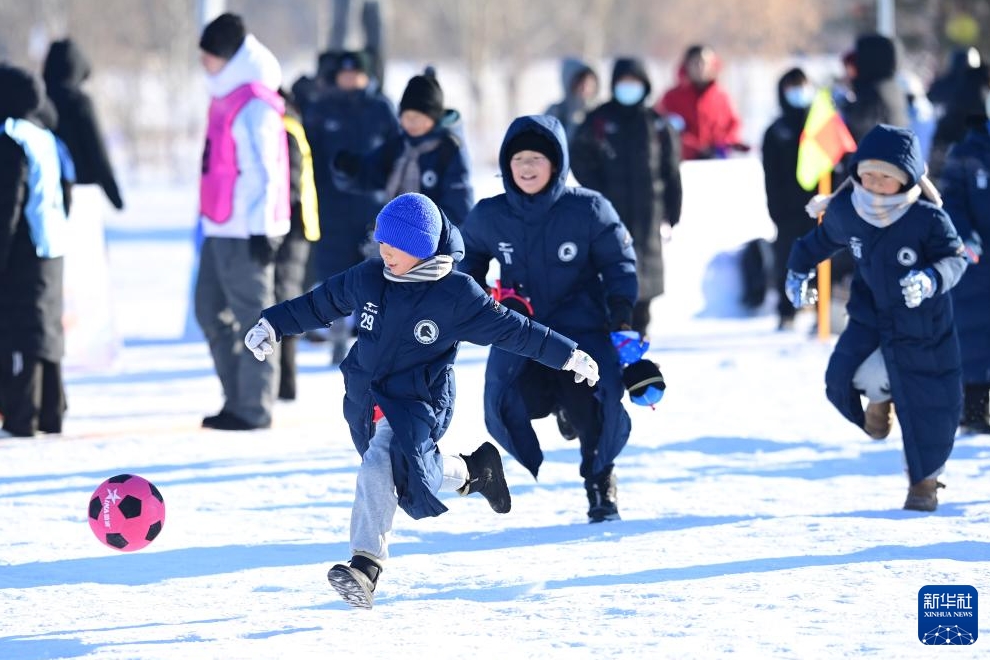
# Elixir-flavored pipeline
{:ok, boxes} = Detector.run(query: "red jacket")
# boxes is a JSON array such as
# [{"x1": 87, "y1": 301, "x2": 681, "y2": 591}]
[{"x1": 657, "y1": 78, "x2": 742, "y2": 160}]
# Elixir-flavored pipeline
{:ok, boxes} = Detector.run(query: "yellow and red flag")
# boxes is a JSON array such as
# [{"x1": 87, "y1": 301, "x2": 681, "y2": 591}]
[{"x1": 796, "y1": 89, "x2": 857, "y2": 191}]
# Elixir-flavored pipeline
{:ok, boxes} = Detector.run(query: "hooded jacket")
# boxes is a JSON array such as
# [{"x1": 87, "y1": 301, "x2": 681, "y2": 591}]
[
  {"x1": 261, "y1": 213, "x2": 576, "y2": 519},
  {"x1": 571, "y1": 58, "x2": 682, "y2": 301},
  {"x1": 199, "y1": 34, "x2": 289, "y2": 239},
  {"x1": 458, "y1": 114, "x2": 636, "y2": 479},
  {"x1": 788, "y1": 124, "x2": 966, "y2": 483},
  {"x1": 42, "y1": 39, "x2": 123, "y2": 209}
]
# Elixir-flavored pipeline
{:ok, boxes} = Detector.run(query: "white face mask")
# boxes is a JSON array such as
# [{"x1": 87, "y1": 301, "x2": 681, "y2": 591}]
[
  {"x1": 614, "y1": 81, "x2": 646, "y2": 106},
  {"x1": 784, "y1": 85, "x2": 815, "y2": 109}
]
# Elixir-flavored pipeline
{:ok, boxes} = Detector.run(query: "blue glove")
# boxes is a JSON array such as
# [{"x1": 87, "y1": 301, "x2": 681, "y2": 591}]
[
  {"x1": 785, "y1": 270, "x2": 817, "y2": 308},
  {"x1": 899, "y1": 268, "x2": 936, "y2": 308}
]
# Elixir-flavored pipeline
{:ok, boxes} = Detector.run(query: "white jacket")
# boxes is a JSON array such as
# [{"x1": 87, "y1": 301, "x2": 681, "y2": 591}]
[{"x1": 200, "y1": 34, "x2": 288, "y2": 239}]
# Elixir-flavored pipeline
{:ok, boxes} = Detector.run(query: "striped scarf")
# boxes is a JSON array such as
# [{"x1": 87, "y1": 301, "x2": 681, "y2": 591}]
[{"x1": 383, "y1": 254, "x2": 454, "y2": 282}]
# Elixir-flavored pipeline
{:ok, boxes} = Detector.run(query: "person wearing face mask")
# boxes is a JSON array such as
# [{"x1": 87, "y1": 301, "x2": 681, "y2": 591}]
[
  {"x1": 761, "y1": 68, "x2": 819, "y2": 330},
  {"x1": 657, "y1": 44, "x2": 746, "y2": 160},
  {"x1": 571, "y1": 57, "x2": 682, "y2": 339}
]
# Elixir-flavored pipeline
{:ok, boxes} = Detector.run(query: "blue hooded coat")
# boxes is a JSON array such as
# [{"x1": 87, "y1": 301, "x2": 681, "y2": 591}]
[
  {"x1": 458, "y1": 115, "x2": 638, "y2": 479},
  {"x1": 262, "y1": 214, "x2": 576, "y2": 519},
  {"x1": 940, "y1": 126, "x2": 990, "y2": 384},
  {"x1": 788, "y1": 124, "x2": 967, "y2": 483}
]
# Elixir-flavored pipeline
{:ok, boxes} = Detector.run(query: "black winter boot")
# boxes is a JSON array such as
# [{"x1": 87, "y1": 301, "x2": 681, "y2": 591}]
[
  {"x1": 960, "y1": 384, "x2": 990, "y2": 435},
  {"x1": 585, "y1": 467, "x2": 620, "y2": 523},
  {"x1": 554, "y1": 406, "x2": 578, "y2": 441},
  {"x1": 458, "y1": 442, "x2": 511, "y2": 513},
  {"x1": 327, "y1": 553, "x2": 382, "y2": 609}
]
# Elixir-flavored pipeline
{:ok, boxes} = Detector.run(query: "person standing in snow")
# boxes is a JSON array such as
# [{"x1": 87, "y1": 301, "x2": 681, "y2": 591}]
[
  {"x1": 656, "y1": 44, "x2": 747, "y2": 160},
  {"x1": 273, "y1": 88, "x2": 320, "y2": 401},
  {"x1": 545, "y1": 57, "x2": 600, "y2": 142},
  {"x1": 195, "y1": 13, "x2": 290, "y2": 431},
  {"x1": 243, "y1": 192, "x2": 600, "y2": 608},
  {"x1": 458, "y1": 114, "x2": 639, "y2": 523},
  {"x1": 0, "y1": 65, "x2": 72, "y2": 437},
  {"x1": 332, "y1": 68, "x2": 474, "y2": 228},
  {"x1": 571, "y1": 56, "x2": 682, "y2": 338},
  {"x1": 938, "y1": 63, "x2": 990, "y2": 435},
  {"x1": 786, "y1": 124, "x2": 967, "y2": 512}
]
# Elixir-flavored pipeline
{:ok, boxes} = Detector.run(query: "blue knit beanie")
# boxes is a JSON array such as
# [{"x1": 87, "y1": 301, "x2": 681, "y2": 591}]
[{"x1": 373, "y1": 193, "x2": 442, "y2": 259}]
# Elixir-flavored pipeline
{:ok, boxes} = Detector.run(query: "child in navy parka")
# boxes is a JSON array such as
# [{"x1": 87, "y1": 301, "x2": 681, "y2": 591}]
[
  {"x1": 786, "y1": 124, "x2": 967, "y2": 512},
  {"x1": 458, "y1": 115, "x2": 638, "y2": 523},
  {"x1": 244, "y1": 193, "x2": 599, "y2": 608}
]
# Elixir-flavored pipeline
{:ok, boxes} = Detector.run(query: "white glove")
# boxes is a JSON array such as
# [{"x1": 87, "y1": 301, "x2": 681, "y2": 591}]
[
  {"x1": 244, "y1": 317, "x2": 277, "y2": 361},
  {"x1": 899, "y1": 268, "x2": 936, "y2": 309},
  {"x1": 563, "y1": 349, "x2": 599, "y2": 387}
]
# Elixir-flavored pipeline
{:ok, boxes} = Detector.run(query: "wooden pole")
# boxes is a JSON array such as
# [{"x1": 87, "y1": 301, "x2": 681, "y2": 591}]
[{"x1": 816, "y1": 175, "x2": 832, "y2": 340}]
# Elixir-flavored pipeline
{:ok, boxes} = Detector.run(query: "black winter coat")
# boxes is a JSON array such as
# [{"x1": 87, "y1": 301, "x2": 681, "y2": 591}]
[
  {"x1": 0, "y1": 135, "x2": 64, "y2": 362},
  {"x1": 571, "y1": 99, "x2": 682, "y2": 300},
  {"x1": 42, "y1": 39, "x2": 123, "y2": 209}
]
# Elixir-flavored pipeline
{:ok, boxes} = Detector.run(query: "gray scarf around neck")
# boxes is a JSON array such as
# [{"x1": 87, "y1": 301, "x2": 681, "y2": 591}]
[
  {"x1": 383, "y1": 254, "x2": 454, "y2": 282},
  {"x1": 850, "y1": 180, "x2": 921, "y2": 228},
  {"x1": 384, "y1": 138, "x2": 442, "y2": 201}
]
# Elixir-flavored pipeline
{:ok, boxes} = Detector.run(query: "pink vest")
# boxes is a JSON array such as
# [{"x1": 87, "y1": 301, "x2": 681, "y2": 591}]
[{"x1": 200, "y1": 82, "x2": 290, "y2": 225}]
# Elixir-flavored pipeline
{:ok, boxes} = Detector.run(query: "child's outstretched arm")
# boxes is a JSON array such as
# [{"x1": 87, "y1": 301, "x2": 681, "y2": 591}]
[{"x1": 244, "y1": 268, "x2": 358, "y2": 360}]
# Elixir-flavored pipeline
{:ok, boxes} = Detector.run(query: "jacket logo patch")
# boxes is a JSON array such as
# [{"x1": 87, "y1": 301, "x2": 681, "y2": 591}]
[
  {"x1": 849, "y1": 237, "x2": 863, "y2": 259},
  {"x1": 414, "y1": 320, "x2": 439, "y2": 344},
  {"x1": 498, "y1": 241, "x2": 514, "y2": 265},
  {"x1": 897, "y1": 247, "x2": 918, "y2": 266},
  {"x1": 558, "y1": 241, "x2": 578, "y2": 262},
  {"x1": 421, "y1": 169, "x2": 438, "y2": 188}
]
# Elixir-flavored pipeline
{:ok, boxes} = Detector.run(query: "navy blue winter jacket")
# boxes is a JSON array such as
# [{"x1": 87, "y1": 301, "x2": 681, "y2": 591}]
[
  {"x1": 788, "y1": 124, "x2": 966, "y2": 483},
  {"x1": 262, "y1": 215, "x2": 576, "y2": 519},
  {"x1": 352, "y1": 109, "x2": 474, "y2": 227},
  {"x1": 941, "y1": 127, "x2": 990, "y2": 384},
  {"x1": 458, "y1": 114, "x2": 637, "y2": 478}
]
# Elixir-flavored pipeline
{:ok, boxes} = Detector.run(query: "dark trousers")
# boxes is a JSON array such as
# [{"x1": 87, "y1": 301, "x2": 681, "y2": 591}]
[
  {"x1": 632, "y1": 300, "x2": 652, "y2": 337},
  {"x1": 275, "y1": 233, "x2": 310, "y2": 400},
  {"x1": 517, "y1": 361, "x2": 605, "y2": 479},
  {"x1": 0, "y1": 352, "x2": 66, "y2": 436}
]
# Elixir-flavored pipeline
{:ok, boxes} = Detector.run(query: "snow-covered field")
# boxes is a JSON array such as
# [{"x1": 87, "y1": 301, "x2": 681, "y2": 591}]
[{"x1": 2, "y1": 168, "x2": 988, "y2": 659}]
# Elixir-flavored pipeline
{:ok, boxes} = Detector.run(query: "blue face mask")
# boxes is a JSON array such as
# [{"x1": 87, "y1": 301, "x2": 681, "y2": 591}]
[
  {"x1": 614, "y1": 81, "x2": 646, "y2": 106},
  {"x1": 784, "y1": 85, "x2": 814, "y2": 109}
]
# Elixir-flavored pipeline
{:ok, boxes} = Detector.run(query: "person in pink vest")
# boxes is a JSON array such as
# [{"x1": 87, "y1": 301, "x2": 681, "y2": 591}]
[{"x1": 196, "y1": 13, "x2": 290, "y2": 431}]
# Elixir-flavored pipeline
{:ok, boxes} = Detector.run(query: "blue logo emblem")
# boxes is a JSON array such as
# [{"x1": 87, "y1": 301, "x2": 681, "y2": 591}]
[{"x1": 918, "y1": 585, "x2": 978, "y2": 645}]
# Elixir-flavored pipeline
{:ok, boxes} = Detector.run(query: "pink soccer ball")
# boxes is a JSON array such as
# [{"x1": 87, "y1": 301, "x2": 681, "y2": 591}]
[{"x1": 88, "y1": 474, "x2": 165, "y2": 552}]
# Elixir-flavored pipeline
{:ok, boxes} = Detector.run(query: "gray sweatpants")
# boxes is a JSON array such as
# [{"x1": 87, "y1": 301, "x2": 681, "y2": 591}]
[
  {"x1": 351, "y1": 418, "x2": 468, "y2": 562},
  {"x1": 194, "y1": 236, "x2": 279, "y2": 426}
]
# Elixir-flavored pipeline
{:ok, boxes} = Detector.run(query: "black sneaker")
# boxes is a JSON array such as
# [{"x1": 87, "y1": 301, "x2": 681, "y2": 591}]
[
  {"x1": 327, "y1": 555, "x2": 381, "y2": 609},
  {"x1": 458, "y1": 442, "x2": 511, "y2": 513},
  {"x1": 554, "y1": 407, "x2": 578, "y2": 440},
  {"x1": 202, "y1": 411, "x2": 270, "y2": 431},
  {"x1": 585, "y1": 468, "x2": 621, "y2": 523}
]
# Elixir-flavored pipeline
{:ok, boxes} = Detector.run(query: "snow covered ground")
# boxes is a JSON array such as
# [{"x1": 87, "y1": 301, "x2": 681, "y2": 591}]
[{"x1": 2, "y1": 170, "x2": 989, "y2": 659}]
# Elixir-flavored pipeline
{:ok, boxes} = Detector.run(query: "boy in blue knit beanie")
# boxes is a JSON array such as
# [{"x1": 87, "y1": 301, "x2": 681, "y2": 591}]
[{"x1": 244, "y1": 193, "x2": 600, "y2": 608}]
